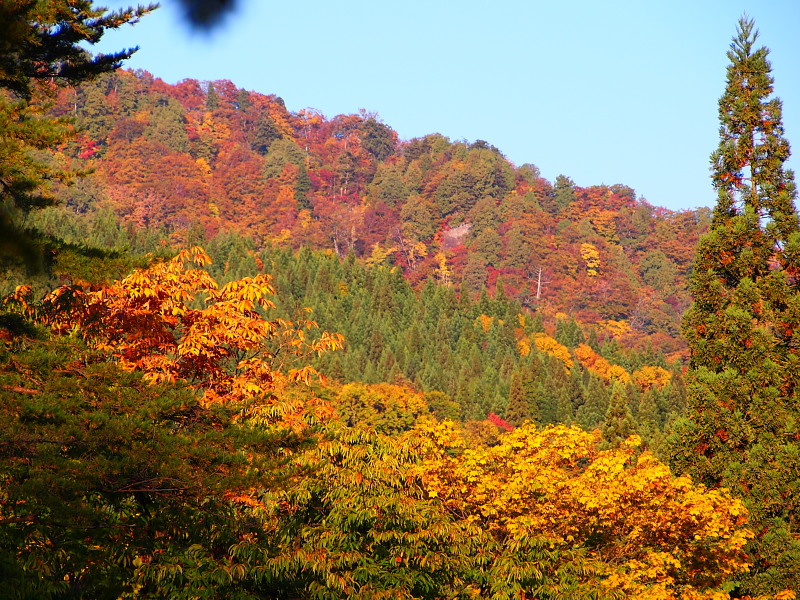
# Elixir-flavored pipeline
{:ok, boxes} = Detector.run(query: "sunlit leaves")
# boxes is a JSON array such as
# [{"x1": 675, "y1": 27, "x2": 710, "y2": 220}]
[
  {"x1": 413, "y1": 421, "x2": 751, "y2": 599},
  {"x1": 24, "y1": 246, "x2": 343, "y2": 427},
  {"x1": 580, "y1": 243, "x2": 601, "y2": 277},
  {"x1": 574, "y1": 343, "x2": 631, "y2": 385},
  {"x1": 631, "y1": 365, "x2": 672, "y2": 391},
  {"x1": 334, "y1": 382, "x2": 430, "y2": 434},
  {"x1": 533, "y1": 334, "x2": 573, "y2": 369}
]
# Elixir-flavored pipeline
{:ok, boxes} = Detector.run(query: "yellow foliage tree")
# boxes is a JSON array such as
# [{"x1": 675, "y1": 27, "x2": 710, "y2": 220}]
[
  {"x1": 599, "y1": 318, "x2": 632, "y2": 337},
  {"x1": 364, "y1": 242, "x2": 396, "y2": 268},
  {"x1": 335, "y1": 382, "x2": 429, "y2": 434},
  {"x1": 533, "y1": 334, "x2": 573, "y2": 369},
  {"x1": 434, "y1": 251, "x2": 453, "y2": 286},
  {"x1": 587, "y1": 208, "x2": 620, "y2": 243},
  {"x1": 411, "y1": 420, "x2": 752, "y2": 599},
  {"x1": 580, "y1": 242, "x2": 601, "y2": 277},
  {"x1": 632, "y1": 365, "x2": 673, "y2": 391},
  {"x1": 477, "y1": 313, "x2": 494, "y2": 332}
]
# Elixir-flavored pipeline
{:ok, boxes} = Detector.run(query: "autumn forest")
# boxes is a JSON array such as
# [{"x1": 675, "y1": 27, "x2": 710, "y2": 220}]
[{"x1": 1, "y1": 3, "x2": 799, "y2": 599}]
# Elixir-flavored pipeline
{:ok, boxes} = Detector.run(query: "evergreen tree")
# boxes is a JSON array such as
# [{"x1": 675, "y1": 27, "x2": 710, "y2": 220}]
[
  {"x1": 576, "y1": 375, "x2": 609, "y2": 431},
  {"x1": 530, "y1": 311, "x2": 545, "y2": 333},
  {"x1": 535, "y1": 381, "x2": 558, "y2": 426},
  {"x1": 461, "y1": 255, "x2": 488, "y2": 297},
  {"x1": 555, "y1": 389, "x2": 574, "y2": 425},
  {"x1": 471, "y1": 228, "x2": 502, "y2": 267},
  {"x1": 205, "y1": 81, "x2": 219, "y2": 110},
  {"x1": 503, "y1": 225, "x2": 532, "y2": 271},
  {"x1": 295, "y1": 163, "x2": 312, "y2": 209},
  {"x1": 143, "y1": 96, "x2": 190, "y2": 153},
  {"x1": 358, "y1": 116, "x2": 396, "y2": 162},
  {"x1": 250, "y1": 114, "x2": 282, "y2": 154},
  {"x1": 0, "y1": 1, "x2": 153, "y2": 267},
  {"x1": 400, "y1": 195, "x2": 437, "y2": 241},
  {"x1": 77, "y1": 80, "x2": 116, "y2": 141},
  {"x1": 564, "y1": 365, "x2": 585, "y2": 414},
  {"x1": 601, "y1": 384, "x2": 637, "y2": 449},
  {"x1": 551, "y1": 174, "x2": 576, "y2": 213},
  {"x1": 505, "y1": 369, "x2": 530, "y2": 426},
  {"x1": 0, "y1": 2, "x2": 153, "y2": 101},
  {"x1": 667, "y1": 18, "x2": 800, "y2": 595},
  {"x1": 555, "y1": 316, "x2": 585, "y2": 348},
  {"x1": 636, "y1": 390, "x2": 661, "y2": 443}
]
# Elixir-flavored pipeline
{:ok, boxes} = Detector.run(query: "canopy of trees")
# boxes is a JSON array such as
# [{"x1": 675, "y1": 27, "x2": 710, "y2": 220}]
[{"x1": 1, "y1": 4, "x2": 798, "y2": 598}]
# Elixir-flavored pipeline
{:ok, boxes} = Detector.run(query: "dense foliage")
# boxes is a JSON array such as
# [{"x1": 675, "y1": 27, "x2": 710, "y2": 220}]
[
  {"x1": 2, "y1": 3, "x2": 799, "y2": 598},
  {"x1": 0, "y1": 253, "x2": 752, "y2": 600},
  {"x1": 415, "y1": 421, "x2": 751, "y2": 599},
  {"x1": 19, "y1": 64, "x2": 712, "y2": 356},
  {"x1": 0, "y1": 0, "x2": 154, "y2": 267},
  {"x1": 252, "y1": 243, "x2": 686, "y2": 451}
]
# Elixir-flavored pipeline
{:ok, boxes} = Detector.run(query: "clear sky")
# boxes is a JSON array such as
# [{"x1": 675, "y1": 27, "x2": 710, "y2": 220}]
[{"x1": 94, "y1": 0, "x2": 800, "y2": 212}]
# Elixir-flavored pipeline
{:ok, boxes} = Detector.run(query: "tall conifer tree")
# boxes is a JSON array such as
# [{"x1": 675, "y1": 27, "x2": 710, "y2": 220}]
[
  {"x1": 505, "y1": 369, "x2": 532, "y2": 426},
  {"x1": 601, "y1": 385, "x2": 637, "y2": 449},
  {"x1": 668, "y1": 17, "x2": 800, "y2": 595}
]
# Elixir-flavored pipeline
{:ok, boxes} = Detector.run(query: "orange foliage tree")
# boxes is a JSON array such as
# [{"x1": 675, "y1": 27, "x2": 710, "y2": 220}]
[
  {"x1": 574, "y1": 342, "x2": 631, "y2": 384},
  {"x1": 24, "y1": 247, "x2": 343, "y2": 427},
  {"x1": 532, "y1": 333, "x2": 574, "y2": 369}
]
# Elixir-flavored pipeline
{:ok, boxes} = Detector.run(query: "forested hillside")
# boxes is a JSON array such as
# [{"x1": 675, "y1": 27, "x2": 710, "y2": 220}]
[
  {"x1": 0, "y1": 249, "x2": 743, "y2": 600},
  {"x1": 7, "y1": 67, "x2": 703, "y2": 453},
  {"x1": 30, "y1": 68, "x2": 710, "y2": 358}
]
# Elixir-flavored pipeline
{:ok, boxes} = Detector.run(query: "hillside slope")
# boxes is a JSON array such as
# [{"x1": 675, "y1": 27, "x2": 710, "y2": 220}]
[{"x1": 37, "y1": 69, "x2": 709, "y2": 355}]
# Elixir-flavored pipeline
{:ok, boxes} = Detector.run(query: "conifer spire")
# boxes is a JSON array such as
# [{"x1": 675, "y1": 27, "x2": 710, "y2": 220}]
[{"x1": 669, "y1": 17, "x2": 800, "y2": 595}]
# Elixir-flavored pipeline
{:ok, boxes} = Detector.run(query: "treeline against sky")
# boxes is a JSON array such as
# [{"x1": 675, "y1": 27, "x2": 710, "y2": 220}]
[
  {"x1": 5, "y1": 68, "x2": 706, "y2": 454},
  {"x1": 34, "y1": 68, "x2": 711, "y2": 358}
]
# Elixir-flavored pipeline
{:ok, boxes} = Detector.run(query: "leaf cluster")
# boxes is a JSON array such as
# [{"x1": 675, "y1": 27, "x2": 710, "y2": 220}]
[{"x1": 414, "y1": 421, "x2": 752, "y2": 599}]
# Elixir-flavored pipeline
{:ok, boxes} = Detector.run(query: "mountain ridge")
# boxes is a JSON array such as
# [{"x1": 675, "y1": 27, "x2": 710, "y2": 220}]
[{"x1": 36, "y1": 68, "x2": 711, "y2": 358}]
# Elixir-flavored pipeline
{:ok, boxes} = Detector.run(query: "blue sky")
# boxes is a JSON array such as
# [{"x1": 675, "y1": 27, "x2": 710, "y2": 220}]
[{"x1": 95, "y1": 0, "x2": 800, "y2": 212}]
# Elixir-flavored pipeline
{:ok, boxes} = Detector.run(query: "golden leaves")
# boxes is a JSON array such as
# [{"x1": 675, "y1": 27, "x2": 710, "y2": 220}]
[
  {"x1": 476, "y1": 314, "x2": 494, "y2": 332},
  {"x1": 599, "y1": 318, "x2": 632, "y2": 337},
  {"x1": 580, "y1": 242, "x2": 601, "y2": 277},
  {"x1": 574, "y1": 343, "x2": 631, "y2": 384},
  {"x1": 412, "y1": 421, "x2": 752, "y2": 599},
  {"x1": 631, "y1": 365, "x2": 672, "y2": 391},
  {"x1": 533, "y1": 334, "x2": 573, "y2": 369}
]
